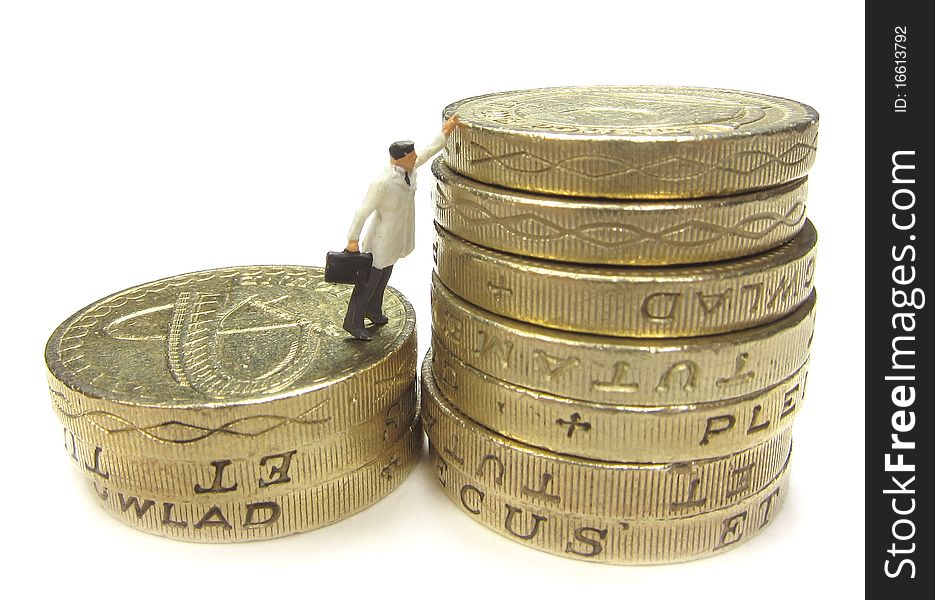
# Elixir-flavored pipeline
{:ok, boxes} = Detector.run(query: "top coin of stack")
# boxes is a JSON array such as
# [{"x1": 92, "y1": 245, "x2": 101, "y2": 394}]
[
  {"x1": 443, "y1": 85, "x2": 818, "y2": 199},
  {"x1": 426, "y1": 86, "x2": 818, "y2": 564},
  {"x1": 45, "y1": 266, "x2": 422, "y2": 542}
]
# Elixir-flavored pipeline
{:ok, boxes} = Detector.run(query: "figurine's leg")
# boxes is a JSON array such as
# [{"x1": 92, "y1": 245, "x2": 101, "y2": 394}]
[
  {"x1": 343, "y1": 271, "x2": 379, "y2": 340},
  {"x1": 365, "y1": 265, "x2": 393, "y2": 325}
]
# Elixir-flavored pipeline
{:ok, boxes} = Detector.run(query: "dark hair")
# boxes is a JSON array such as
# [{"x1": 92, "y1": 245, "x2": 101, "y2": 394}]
[{"x1": 389, "y1": 141, "x2": 415, "y2": 159}]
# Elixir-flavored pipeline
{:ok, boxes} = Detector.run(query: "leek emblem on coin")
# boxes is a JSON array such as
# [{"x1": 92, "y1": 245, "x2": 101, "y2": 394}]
[{"x1": 48, "y1": 267, "x2": 414, "y2": 407}]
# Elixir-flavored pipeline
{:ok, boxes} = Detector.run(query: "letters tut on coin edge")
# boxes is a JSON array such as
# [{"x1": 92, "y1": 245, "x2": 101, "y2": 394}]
[
  {"x1": 431, "y1": 274, "x2": 816, "y2": 407},
  {"x1": 434, "y1": 221, "x2": 817, "y2": 338},
  {"x1": 443, "y1": 86, "x2": 818, "y2": 198},
  {"x1": 422, "y1": 361, "x2": 792, "y2": 520}
]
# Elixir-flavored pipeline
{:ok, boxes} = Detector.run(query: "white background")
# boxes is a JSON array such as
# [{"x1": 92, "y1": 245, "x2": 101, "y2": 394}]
[{"x1": 0, "y1": 1, "x2": 864, "y2": 598}]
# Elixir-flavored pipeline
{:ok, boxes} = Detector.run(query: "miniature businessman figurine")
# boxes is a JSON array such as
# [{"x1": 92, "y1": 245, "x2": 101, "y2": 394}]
[{"x1": 342, "y1": 115, "x2": 460, "y2": 340}]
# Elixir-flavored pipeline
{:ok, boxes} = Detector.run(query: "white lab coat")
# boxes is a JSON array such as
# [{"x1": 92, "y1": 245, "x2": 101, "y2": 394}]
[{"x1": 347, "y1": 132, "x2": 447, "y2": 269}]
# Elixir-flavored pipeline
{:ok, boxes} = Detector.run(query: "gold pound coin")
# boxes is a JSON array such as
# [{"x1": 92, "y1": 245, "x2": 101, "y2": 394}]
[
  {"x1": 431, "y1": 441, "x2": 790, "y2": 565},
  {"x1": 45, "y1": 266, "x2": 417, "y2": 460},
  {"x1": 60, "y1": 383, "x2": 418, "y2": 499},
  {"x1": 434, "y1": 222, "x2": 816, "y2": 338},
  {"x1": 431, "y1": 275, "x2": 815, "y2": 406},
  {"x1": 430, "y1": 345, "x2": 806, "y2": 462},
  {"x1": 85, "y1": 416, "x2": 423, "y2": 542},
  {"x1": 423, "y1": 358, "x2": 791, "y2": 521},
  {"x1": 443, "y1": 86, "x2": 818, "y2": 198},
  {"x1": 432, "y1": 158, "x2": 809, "y2": 265}
]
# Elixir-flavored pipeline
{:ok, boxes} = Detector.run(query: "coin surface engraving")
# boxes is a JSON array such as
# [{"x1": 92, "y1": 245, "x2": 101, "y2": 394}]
[
  {"x1": 443, "y1": 86, "x2": 818, "y2": 198},
  {"x1": 433, "y1": 159, "x2": 809, "y2": 265},
  {"x1": 48, "y1": 266, "x2": 413, "y2": 406}
]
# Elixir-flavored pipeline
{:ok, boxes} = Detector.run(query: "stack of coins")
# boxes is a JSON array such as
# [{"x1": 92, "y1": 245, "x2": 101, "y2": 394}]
[
  {"x1": 45, "y1": 266, "x2": 422, "y2": 542},
  {"x1": 424, "y1": 86, "x2": 818, "y2": 564}
]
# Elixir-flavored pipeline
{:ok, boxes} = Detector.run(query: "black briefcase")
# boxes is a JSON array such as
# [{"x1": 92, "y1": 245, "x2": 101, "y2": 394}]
[{"x1": 325, "y1": 250, "x2": 373, "y2": 285}]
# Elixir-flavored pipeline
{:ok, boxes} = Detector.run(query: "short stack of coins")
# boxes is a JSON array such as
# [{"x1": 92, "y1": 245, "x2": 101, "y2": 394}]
[
  {"x1": 45, "y1": 266, "x2": 422, "y2": 542},
  {"x1": 425, "y1": 86, "x2": 818, "y2": 563}
]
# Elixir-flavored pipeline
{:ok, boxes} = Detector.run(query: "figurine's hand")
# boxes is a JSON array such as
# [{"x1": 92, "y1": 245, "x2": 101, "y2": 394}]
[
  {"x1": 442, "y1": 115, "x2": 460, "y2": 136},
  {"x1": 346, "y1": 240, "x2": 360, "y2": 253}
]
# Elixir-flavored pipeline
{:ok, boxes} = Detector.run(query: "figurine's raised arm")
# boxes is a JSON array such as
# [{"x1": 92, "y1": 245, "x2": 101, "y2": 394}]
[{"x1": 415, "y1": 116, "x2": 460, "y2": 169}]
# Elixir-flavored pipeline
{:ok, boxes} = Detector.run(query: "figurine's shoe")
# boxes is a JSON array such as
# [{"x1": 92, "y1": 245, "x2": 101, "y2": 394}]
[
  {"x1": 366, "y1": 313, "x2": 389, "y2": 326},
  {"x1": 343, "y1": 321, "x2": 373, "y2": 341}
]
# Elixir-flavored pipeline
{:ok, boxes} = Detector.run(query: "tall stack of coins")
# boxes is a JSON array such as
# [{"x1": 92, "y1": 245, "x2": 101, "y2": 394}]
[
  {"x1": 425, "y1": 86, "x2": 818, "y2": 564},
  {"x1": 45, "y1": 266, "x2": 421, "y2": 542}
]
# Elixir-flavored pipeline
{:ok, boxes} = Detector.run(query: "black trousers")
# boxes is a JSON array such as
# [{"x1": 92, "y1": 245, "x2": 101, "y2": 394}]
[{"x1": 344, "y1": 264, "x2": 393, "y2": 328}]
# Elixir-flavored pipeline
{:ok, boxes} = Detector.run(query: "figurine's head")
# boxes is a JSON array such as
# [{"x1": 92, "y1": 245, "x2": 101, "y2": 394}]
[{"x1": 389, "y1": 141, "x2": 417, "y2": 172}]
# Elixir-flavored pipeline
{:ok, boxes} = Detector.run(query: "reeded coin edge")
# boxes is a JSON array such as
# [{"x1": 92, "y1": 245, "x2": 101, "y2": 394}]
[
  {"x1": 435, "y1": 220, "x2": 817, "y2": 280},
  {"x1": 432, "y1": 157, "x2": 810, "y2": 265},
  {"x1": 430, "y1": 444, "x2": 790, "y2": 564},
  {"x1": 443, "y1": 86, "x2": 819, "y2": 142},
  {"x1": 422, "y1": 357, "x2": 793, "y2": 473},
  {"x1": 78, "y1": 418, "x2": 425, "y2": 542}
]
